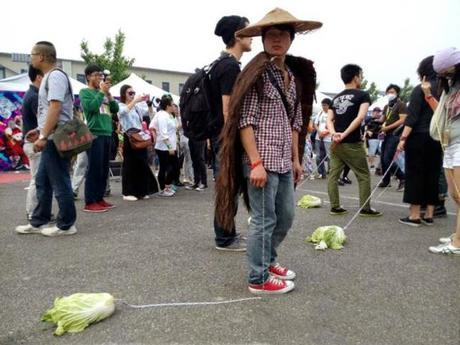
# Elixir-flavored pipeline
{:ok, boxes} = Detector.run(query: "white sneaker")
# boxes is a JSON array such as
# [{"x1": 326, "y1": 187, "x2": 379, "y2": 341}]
[
  {"x1": 123, "y1": 195, "x2": 138, "y2": 201},
  {"x1": 439, "y1": 234, "x2": 454, "y2": 244},
  {"x1": 158, "y1": 189, "x2": 174, "y2": 197},
  {"x1": 15, "y1": 223, "x2": 48, "y2": 234},
  {"x1": 428, "y1": 243, "x2": 460, "y2": 255},
  {"x1": 41, "y1": 225, "x2": 77, "y2": 237}
]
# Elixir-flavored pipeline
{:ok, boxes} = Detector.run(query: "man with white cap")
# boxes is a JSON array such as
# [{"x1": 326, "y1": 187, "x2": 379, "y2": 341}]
[{"x1": 215, "y1": 8, "x2": 321, "y2": 294}]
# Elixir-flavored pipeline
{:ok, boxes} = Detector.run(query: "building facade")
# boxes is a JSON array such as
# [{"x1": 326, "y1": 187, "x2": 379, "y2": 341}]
[{"x1": 0, "y1": 52, "x2": 191, "y2": 95}]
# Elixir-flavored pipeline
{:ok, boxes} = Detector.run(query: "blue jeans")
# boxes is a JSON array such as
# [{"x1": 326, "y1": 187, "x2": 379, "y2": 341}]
[
  {"x1": 245, "y1": 166, "x2": 295, "y2": 284},
  {"x1": 31, "y1": 140, "x2": 76, "y2": 230},
  {"x1": 85, "y1": 135, "x2": 111, "y2": 204},
  {"x1": 381, "y1": 133, "x2": 404, "y2": 185}
]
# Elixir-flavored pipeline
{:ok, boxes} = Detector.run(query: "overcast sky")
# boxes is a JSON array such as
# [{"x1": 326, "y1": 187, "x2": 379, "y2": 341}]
[{"x1": 2, "y1": 0, "x2": 459, "y2": 92}]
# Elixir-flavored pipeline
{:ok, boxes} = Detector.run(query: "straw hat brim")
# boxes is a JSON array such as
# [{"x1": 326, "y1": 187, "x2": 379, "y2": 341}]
[{"x1": 236, "y1": 20, "x2": 322, "y2": 38}]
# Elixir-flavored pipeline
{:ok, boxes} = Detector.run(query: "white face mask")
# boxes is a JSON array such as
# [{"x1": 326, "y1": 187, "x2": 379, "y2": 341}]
[{"x1": 387, "y1": 94, "x2": 397, "y2": 102}]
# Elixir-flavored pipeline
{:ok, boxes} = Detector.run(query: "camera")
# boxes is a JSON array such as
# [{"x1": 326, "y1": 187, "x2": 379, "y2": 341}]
[{"x1": 103, "y1": 70, "x2": 111, "y2": 83}]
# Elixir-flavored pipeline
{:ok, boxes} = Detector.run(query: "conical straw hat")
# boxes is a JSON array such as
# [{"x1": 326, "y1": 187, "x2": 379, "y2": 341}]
[{"x1": 236, "y1": 7, "x2": 322, "y2": 37}]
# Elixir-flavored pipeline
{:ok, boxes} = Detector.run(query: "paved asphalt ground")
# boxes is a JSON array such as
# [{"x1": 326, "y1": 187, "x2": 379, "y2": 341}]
[{"x1": 1, "y1": 172, "x2": 459, "y2": 345}]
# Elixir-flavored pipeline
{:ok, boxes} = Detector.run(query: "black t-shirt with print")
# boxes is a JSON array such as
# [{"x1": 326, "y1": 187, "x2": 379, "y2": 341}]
[
  {"x1": 332, "y1": 89, "x2": 371, "y2": 143},
  {"x1": 208, "y1": 53, "x2": 241, "y2": 138},
  {"x1": 382, "y1": 99, "x2": 407, "y2": 134}
]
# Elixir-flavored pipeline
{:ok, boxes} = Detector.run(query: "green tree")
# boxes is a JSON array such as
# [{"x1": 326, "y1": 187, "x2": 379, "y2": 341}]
[
  {"x1": 80, "y1": 30, "x2": 134, "y2": 84},
  {"x1": 399, "y1": 78, "x2": 414, "y2": 103},
  {"x1": 360, "y1": 78, "x2": 380, "y2": 103}
]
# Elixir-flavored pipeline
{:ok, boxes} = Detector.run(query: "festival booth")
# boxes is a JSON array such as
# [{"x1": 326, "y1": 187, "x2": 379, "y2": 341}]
[
  {"x1": 0, "y1": 73, "x2": 86, "y2": 171},
  {"x1": 110, "y1": 73, "x2": 180, "y2": 105}
]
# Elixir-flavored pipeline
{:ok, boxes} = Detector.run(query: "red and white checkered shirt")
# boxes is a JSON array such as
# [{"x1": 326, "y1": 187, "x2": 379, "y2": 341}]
[{"x1": 238, "y1": 62, "x2": 302, "y2": 174}]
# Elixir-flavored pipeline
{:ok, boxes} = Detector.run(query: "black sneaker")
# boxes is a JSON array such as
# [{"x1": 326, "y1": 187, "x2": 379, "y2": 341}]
[
  {"x1": 330, "y1": 207, "x2": 348, "y2": 215},
  {"x1": 378, "y1": 182, "x2": 391, "y2": 188},
  {"x1": 215, "y1": 237, "x2": 247, "y2": 252},
  {"x1": 399, "y1": 217, "x2": 421, "y2": 227},
  {"x1": 397, "y1": 180, "x2": 405, "y2": 192},
  {"x1": 185, "y1": 184, "x2": 199, "y2": 190},
  {"x1": 359, "y1": 208, "x2": 383, "y2": 217},
  {"x1": 421, "y1": 217, "x2": 434, "y2": 226},
  {"x1": 375, "y1": 168, "x2": 382, "y2": 176},
  {"x1": 433, "y1": 205, "x2": 447, "y2": 218},
  {"x1": 342, "y1": 177, "x2": 352, "y2": 184}
]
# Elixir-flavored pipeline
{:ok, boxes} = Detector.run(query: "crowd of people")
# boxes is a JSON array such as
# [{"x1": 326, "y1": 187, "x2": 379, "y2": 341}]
[{"x1": 12, "y1": 8, "x2": 460, "y2": 295}]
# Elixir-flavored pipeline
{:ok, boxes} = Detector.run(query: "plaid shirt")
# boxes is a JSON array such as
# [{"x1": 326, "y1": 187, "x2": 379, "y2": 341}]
[{"x1": 238, "y1": 62, "x2": 302, "y2": 174}]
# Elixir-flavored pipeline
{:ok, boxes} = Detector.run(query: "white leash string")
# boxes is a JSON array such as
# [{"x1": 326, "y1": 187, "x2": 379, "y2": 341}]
[
  {"x1": 119, "y1": 297, "x2": 261, "y2": 309},
  {"x1": 342, "y1": 157, "x2": 398, "y2": 231},
  {"x1": 262, "y1": 186, "x2": 266, "y2": 290}
]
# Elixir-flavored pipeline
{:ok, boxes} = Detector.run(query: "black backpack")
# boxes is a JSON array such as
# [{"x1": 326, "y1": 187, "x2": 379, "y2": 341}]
[{"x1": 180, "y1": 55, "x2": 230, "y2": 140}]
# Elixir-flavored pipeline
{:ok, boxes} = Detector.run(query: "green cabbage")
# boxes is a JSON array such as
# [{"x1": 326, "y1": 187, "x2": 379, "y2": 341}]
[
  {"x1": 42, "y1": 293, "x2": 115, "y2": 336},
  {"x1": 297, "y1": 195, "x2": 322, "y2": 208},
  {"x1": 306, "y1": 225, "x2": 346, "y2": 250}
]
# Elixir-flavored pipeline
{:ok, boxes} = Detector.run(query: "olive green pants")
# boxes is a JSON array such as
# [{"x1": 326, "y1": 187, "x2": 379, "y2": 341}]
[{"x1": 328, "y1": 142, "x2": 371, "y2": 209}]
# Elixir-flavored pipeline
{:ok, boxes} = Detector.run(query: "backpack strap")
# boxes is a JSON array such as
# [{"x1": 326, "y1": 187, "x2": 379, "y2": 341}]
[{"x1": 44, "y1": 68, "x2": 74, "y2": 101}]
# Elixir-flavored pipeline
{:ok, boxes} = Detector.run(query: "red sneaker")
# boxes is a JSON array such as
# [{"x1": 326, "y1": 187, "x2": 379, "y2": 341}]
[
  {"x1": 83, "y1": 203, "x2": 108, "y2": 213},
  {"x1": 248, "y1": 276, "x2": 295, "y2": 295},
  {"x1": 98, "y1": 200, "x2": 116, "y2": 209},
  {"x1": 269, "y1": 263, "x2": 296, "y2": 280}
]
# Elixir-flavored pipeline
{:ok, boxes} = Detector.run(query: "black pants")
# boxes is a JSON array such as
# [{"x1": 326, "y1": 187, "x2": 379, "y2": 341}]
[
  {"x1": 403, "y1": 133, "x2": 442, "y2": 205},
  {"x1": 85, "y1": 135, "x2": 111, "y2": 205},
  {"x1": 381, "y1": 133, "x2": 405, "y2": 185},
  {"x1": 122, "y1": 134, "x2": 158, "y2": 198},
  {"x1": 156, "y1": 149, "x2": 179, "y2": 190},
  {"x1": 188, "y1": 139, "x2": 207, "y2": 186}
]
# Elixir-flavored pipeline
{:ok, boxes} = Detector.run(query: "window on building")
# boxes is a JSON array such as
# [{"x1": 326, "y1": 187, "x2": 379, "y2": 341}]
[
  {"x1": 179, "y1": 83, "x2": 184, "y2": 94},
  {"x1": 0, "y1": 67, "x2": 5, "y2": 79},
  {"x1": 162, "y1": 82, "x2": 170, "y2": 92},
  {"x1": 76, "y1": 74, "x2": 86, "y2": 84}
]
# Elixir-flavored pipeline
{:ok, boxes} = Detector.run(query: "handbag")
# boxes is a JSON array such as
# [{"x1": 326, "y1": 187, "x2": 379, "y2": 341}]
[
  {"x1": 126, "y1": 128, "x2": 152, "y2": 150},
  {"x1": 53, "y1": 118, "x2": 94, "y2": 158},
  {"x1": 44, "y1": 69, "x2": 94, "y2": 158}
]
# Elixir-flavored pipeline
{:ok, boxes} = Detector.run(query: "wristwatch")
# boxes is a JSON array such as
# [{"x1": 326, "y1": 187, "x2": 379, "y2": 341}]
[{"x1": 39, "y1": 134, "x2": 48, "y2": 141}]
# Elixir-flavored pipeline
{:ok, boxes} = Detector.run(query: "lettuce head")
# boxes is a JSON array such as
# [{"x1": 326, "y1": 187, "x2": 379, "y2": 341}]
[
  {"x1": 42, "y1": 293, "x2": 115, "y2": 336},
  {"x1": 297, "y1": 195, "x2": 322, "y2": 208},
  {"x1": 306, "y1": 225, "x2": 346, "y2": 250}
]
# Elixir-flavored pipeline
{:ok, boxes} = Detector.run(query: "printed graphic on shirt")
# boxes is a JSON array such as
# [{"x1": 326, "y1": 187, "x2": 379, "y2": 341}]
[{"x1": 333, "y1": 95, "x2": 355, "y2": 115}]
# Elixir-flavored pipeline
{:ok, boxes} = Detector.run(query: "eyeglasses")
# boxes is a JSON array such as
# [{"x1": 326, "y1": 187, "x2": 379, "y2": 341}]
[{"x1": 128, "y1": 91, "x2": 136, "y2": 96}]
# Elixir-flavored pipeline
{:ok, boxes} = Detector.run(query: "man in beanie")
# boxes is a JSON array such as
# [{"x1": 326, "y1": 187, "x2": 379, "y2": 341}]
[
  {"x1": 211, "y1": 15, "x2": 252, "y2": 252},
  {"x1": 215, "y1": 8, "x2": 320, "y2": 294},
  {"x1": 80, "y1": 64, "x2": 119, "y2": 213}
]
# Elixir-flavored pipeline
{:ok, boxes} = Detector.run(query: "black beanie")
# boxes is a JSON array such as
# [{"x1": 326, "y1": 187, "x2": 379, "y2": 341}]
[{"x1": 214, "y1": 15, "x2": 246, "y2": 45}]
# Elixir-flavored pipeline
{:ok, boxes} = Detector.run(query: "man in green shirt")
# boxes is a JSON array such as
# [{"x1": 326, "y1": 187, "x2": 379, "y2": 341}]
[{"x1": 80, "y1": 64, "x2": 119, "y2": 213}]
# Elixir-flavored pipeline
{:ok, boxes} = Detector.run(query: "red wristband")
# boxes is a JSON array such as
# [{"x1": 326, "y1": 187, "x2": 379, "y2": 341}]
[{"x1": 250, "y1": 159, "x2": 263, "y2": 170}]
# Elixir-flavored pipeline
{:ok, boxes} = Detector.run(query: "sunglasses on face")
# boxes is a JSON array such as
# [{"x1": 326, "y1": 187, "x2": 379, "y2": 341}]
[{"x1": 128, "y1": 91, "x2": 136, "y2": 96}]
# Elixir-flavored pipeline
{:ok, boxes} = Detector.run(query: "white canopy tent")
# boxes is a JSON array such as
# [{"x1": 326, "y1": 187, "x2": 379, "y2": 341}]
[
  {"x1": 110, "y1": 73, "x2": 180, "y2": 104},
  {"x1": 0, "y1": 73, "x2": 87, "y2": 95},
  {"x1": 369, "y1": 96, "x2": 389, "y2": 111}
]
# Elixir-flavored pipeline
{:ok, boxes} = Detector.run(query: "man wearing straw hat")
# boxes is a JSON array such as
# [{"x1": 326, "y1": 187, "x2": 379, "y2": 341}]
[{"x1": 215, "y1": 8, "x2": 321, "y2": 294}]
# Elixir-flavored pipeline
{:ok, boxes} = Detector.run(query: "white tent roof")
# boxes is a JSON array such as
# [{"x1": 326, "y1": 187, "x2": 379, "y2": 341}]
[
  {"x1": 369, "y1": 96, "x2": 389, "y2": 111},
  {"x1": 0, "y1": 73, "x2": 86, "y2": 95},
  {"x1": 110, "y1": 73, "x2": 179, "y2": 104}
]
